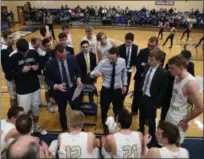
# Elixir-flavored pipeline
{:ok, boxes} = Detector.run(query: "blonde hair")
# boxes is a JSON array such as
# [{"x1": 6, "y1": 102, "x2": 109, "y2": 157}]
[{"x1": 68, "y1": 110, "x2": 85, "y2": 129}]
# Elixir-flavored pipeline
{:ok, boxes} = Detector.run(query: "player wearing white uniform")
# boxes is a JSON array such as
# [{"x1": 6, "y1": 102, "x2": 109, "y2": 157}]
[
  {"x1": 101, "y1": 109, "x2": 143, "y2": 158},
  {"x1": 165, "y1": 55, "x2": 203, "y2": 143},
  {"x1": 144, "y1": 121, "x2": 189, "y2": 158},
  {"x1": 62, "y1": 24, "x2": 72, "y2": 47},
  {"x1": 80, "y1": 26, "x2": 98, "y2": 54},
  {"x1": 58, "y1": 110, "x2": 100, "y2": 158},
  {"x1": 1, "y1": 107, "x2": 24, "y2": 153},
  {"x1": 96, "y1": 32, "x2": 117, "y2": 61}
]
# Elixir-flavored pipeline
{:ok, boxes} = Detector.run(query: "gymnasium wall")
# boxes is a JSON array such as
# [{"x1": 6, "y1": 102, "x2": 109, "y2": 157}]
[{"x1": 2, "y1": 0, "x2": 203, "y2": 22}]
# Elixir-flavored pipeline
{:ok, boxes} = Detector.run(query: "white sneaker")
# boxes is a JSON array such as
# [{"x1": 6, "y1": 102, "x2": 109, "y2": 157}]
[{"x1": 34, "y1": 124, "x2": 47, "y2": 135}]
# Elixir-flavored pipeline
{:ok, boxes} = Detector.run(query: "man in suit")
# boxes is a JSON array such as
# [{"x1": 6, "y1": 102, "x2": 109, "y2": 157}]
[
  {"x1": 119, "y1": 33, "x2": 138, "y2": 102},
  {"x1": 76, "y1": 40, "x2": 97, "y2": 84},
  {"x1": 132, "y1": 36, "x2": 166, "y2": 115},
  {"x1": 138, "y1": 48, "x2": 168, "y2": 147},
  {"x1": 44, "y1": 44, "x2": 82, "y2": 131},
  {"x1": 58, "y1": 33, "x2": 74, "y2": 56}
]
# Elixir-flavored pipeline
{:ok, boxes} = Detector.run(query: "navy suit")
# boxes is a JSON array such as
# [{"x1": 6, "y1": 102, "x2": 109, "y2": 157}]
[
  {"x1": 44, "y1": 55, "x2": 81, "y2": 130},
  {"x1": 66, "y1": 46, "x2": 74, "y2": 56}
]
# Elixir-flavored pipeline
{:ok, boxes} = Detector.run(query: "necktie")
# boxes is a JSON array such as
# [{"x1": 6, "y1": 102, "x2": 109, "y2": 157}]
[
  {"x1": 84, "y1": 53, "x2": 90, "y2": 73},
  {"x1": 126, "y1": 46, "x2": 131, "y2": 69},
  {"x1": 110, "y1": 63, "x2": 116, "y2": 90},
  {"x1": 143, "y1": 68, "x2": 153, "y2": 94},
  {"x1": 60, "y1": 61, "x2": 69, "y2": 89}
]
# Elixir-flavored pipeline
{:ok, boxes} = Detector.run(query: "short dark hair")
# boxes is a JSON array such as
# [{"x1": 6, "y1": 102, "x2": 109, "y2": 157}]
[
  {"x1": 117, "y1": 109, "x2": 132, "y2": 129},
  {"x1": 7, "y1": 107, "x2": 24, "y2": 120},
  {"x1": 149, "y1": 48, "x2": 164, "y2": 61},
  {"x1": 125, "y1": 33, "x2": 134, "y2": 41},
  {"x1": 149, "y1": 36, "x2": 158, "y2": 44},
  {"x1": 181, "y1": 50, "x2": 192, "y2": 60},
  {"x1": 40, "y1": 26, "x2": 46, "y2": 37},
  {"x1": 16, "y1": 114, "x2": 33, "y2": 135},
  {"x1": 62, "y1": 24, "x2": 70, "y2": 30},
  {"x1": 108, "y1": 47, "x2": 119, "y2": 56},
  {"x1": 42, "y1": 38, "x2": 51, "y2": 46},
  {"x1": 158, "y1": 121, "x2": 180, "y2": 145},
  {"x1": 6, "y1": 138, "x2": 40, "y2": 159},
  {"x1": 3, "y1": 30, "x2": 13, "y2": 39},
  {"x1": 31, "y1": 37, "x2": 41, "y2": 45},
  {"x1": 168, "y1": 54, "x2": 188, "y2": 68},
  {"x1": 58, "y1": 32, "x2": 67, "y2": 39},
  {"x1": 80, "y1": 40, "x2": 89, "y2": 47},
  {"x1": 16, "y1": 38, "x2": 29, "y2": 52},
  {"x1": 55, "y1": 43, "x2": 65, "y2": 53}
]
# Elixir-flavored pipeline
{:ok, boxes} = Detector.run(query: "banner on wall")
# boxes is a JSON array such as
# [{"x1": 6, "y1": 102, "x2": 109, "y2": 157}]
[{"x1": 155, "y1": 0, "x2": 175, "y2": 6}]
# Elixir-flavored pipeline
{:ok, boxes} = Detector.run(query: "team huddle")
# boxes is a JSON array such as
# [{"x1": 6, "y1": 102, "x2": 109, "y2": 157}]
[{"x1": 1, "y1": 24, "x2": 203, "y2": 158}]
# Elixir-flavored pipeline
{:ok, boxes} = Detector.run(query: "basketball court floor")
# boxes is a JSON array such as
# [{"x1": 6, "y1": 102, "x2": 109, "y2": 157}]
[{"x1": 1, "y1": 24, "x2": 203, "y2": 137}]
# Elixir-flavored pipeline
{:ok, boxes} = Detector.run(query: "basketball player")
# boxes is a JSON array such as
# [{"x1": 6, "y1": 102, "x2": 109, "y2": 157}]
[
  {"x1": 181, "y1": 21, "x2": 193, "y2": 41},
  {"x1": 195, "y1": 36, "x2": 204, "y2": 48},
  {"x1": 96, "y1": 32, "x2": 117, "y2": 61},
  {"x1": 101, "y1": 109, "x2": 144, "y2": 158},
  {"x1": 7, "y1": 38, "x2": 47, "y2": 135},
  {"x1": 143, "y1": 121, "x2": 189, "y2": 158},
  {"x1": 1, "y1": 107, "x2": 24, "y2": 153},
  {"x1": 40, "y1": 25, "x2": 51, "y2": 40},
  {"x1": 165, "y1": 55, "x2": 203, "y2": 144},
  {"x1": 80, "y1": 26, "x2": 98, "y2": 54},
  {"x1": 62, "y1": 24, "x2": 72, "y2": 46},
  {"x1": 58, "y1": 110, "x2": 100, "y2": 158},
  {"x1": 162, "y1": 26, "x2": 176, "y2": 48},
  {"x1": 157, "y1": 18, "x2": 167, "y2": 40},
  {"x1": 1, "y1": 30, "x2": 17, "y2": 107}
]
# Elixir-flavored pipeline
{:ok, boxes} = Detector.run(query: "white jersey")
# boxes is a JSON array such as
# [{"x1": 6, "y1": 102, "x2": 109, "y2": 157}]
[
  {"x1": 1, "y1": 119, "x2": 15, "y2": 152},
  {"x1": 159, "y1": 147, "x2": 189, "y2": 158},
  {"x1": 81, "y1": 36, "x2": 97, "y2": 54},
  {"x1": 66, "y1": 34, "x2": 72, "y2": 47},
  {"x1": 98, "y1": 39, "x2": 113, "y2": 60},
  {"x1": 113, "y1": 131, "x2": 142, "y2": 158},
  {"x1": 29, "y1": 42, "x2": 46, "y2": 56},
  {"x1": 58, "y1": 132, "x2": 91, "y2": 158},
  {"x1": 166, "y1": 73, "x2": 195, "y2": 123},
  {"x1": 166, "y1": 73, "x2": 195, "y2": 143}
]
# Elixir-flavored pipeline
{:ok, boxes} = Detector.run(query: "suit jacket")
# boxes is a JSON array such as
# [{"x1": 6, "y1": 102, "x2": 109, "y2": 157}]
[
  {"x1": 134, "y1": 47, "x2": 166, "y2": 81},
  {"x1": 44, "y1": 55, "x2": 81, "y2": 91},
  {"x1": 141, "y1": 65, "x2": 168, "y2": 106},
  {"x1": 66, "y1": 46, "x2": 74, "y2": 56},
  {"x1": 76, "y1": 51, "x2": 97, "y2": 84},
  {"x1": 118, "y1": 43, "x2": 138, "y2": 69}
]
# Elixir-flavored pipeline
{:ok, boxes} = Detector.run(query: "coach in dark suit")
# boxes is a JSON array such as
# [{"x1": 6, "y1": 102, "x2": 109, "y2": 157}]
[
  {"x1": 119, "y1": 33, "x2": 138, "y2": 102},
  {"x1": 58, "y1": 32, "x2": 74, "y2": 55},
  {"x1": 138, "y1": 48, "x2": 168, "y2": 147},
  {"x1": 44, "y1": 44, "x2": 81, "y2": 131},
  {"x1": 76, "y1": 40, "x2": 97, "y2": 84},
  {"x1": 132, "y1": 36, "x2": 166, "y2": 114}
]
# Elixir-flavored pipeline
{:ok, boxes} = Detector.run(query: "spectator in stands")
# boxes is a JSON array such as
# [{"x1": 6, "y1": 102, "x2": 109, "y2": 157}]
[
  {"x1": 143, "y1": 121, "x2": 189, "y2": 158},
  {"x1": 1, "y1": 30, "x2": 17, "y2": 107},
  {"x1": 96, "y1": 32, "x2": 117, "y2": 61},
  {"x1": 80, "y1": 26, "x2": 98, "y2": 54},
  {"x1": 58, "y1": 32, "x2": 75, "y2": 55},
  {"x1": 58, "y1": 110, "x2": 100, "y2": 158},
  {"x1": 62, "y1": 24, "x2": 72, "y2": 46}
]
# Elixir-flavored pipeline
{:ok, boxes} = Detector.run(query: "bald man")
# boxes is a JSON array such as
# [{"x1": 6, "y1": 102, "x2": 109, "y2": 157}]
[{"x1": 6, "y1": 135, "x2": 50, "y2": 159}]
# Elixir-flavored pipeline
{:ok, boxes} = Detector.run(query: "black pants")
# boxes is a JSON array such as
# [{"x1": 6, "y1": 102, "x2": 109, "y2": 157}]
[
  {"x1": 52, "y1": 87, "x2": 80, "y2": 131},
  {"x1": 181, "y1": 29, "x2": 191, "y2": 41},
  {"x1": 122, "y1": 72, "x2": 132, "y2": 103},
  {"x1": 47, "y1": 24, "x2": 56, "y2": 40},
  {"x1": 195, "y1": 37, "x2": 204, "y2": 47},
  {"x1": 160, "y1": 100, "x2": 171, "y2": 121},
  {"x1": 139, "y1": 95, "x2": 157, "y2": 144},
  {"x1": 158, "y1": 28, "x2": 164, "y2": 39},
  {"x1": 163, "y1": 34, "x2": 174, "y2": 48},
  {"x1": 131, "y1": 78, "x2": 142, "y2": 113},
  {"x1": 100, "y1": 87, "x2": 123, "y2": 127}
]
